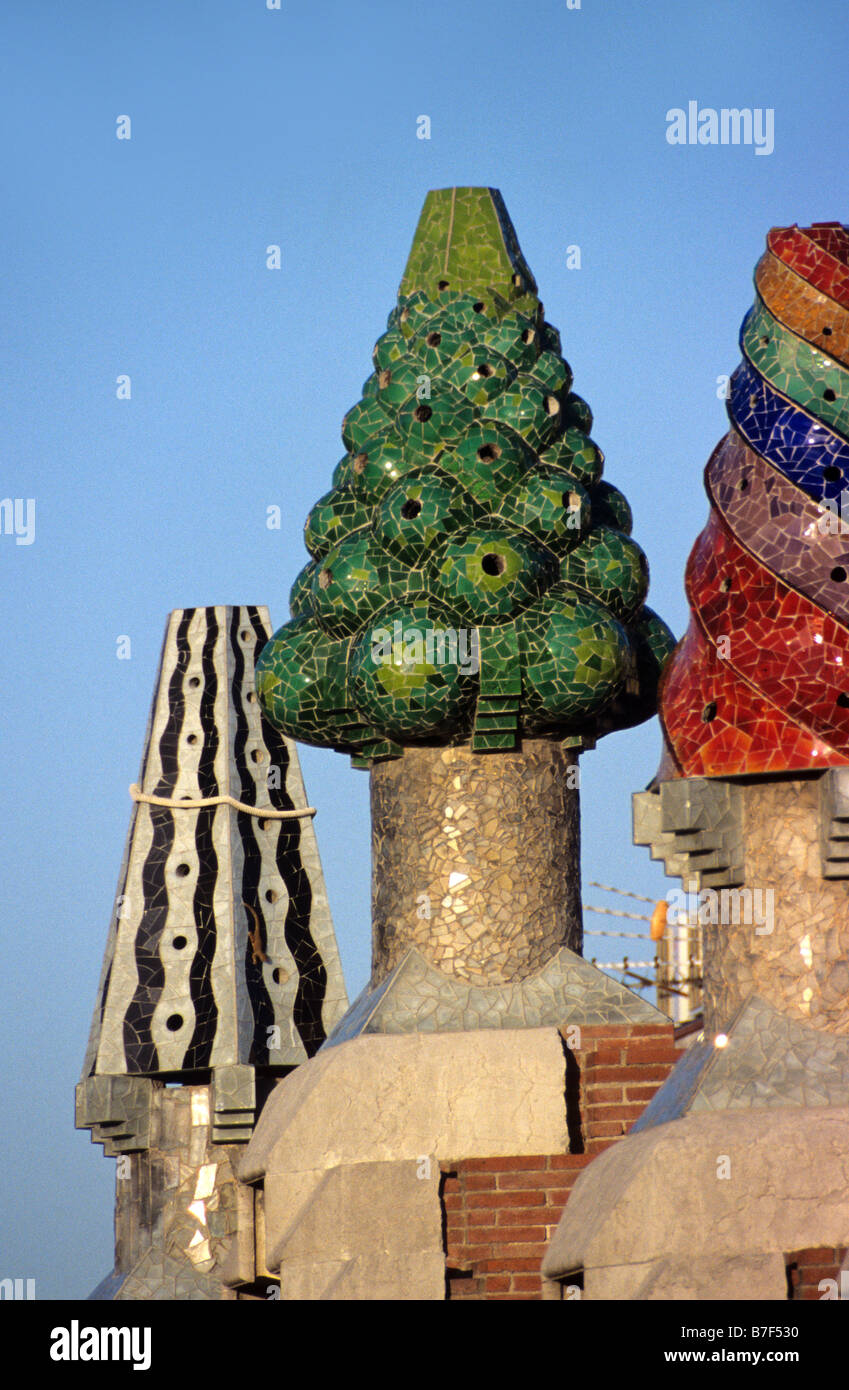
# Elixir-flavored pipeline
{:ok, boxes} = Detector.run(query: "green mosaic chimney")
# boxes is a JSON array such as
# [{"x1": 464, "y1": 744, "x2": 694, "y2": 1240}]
[{"x1": 257, "y1": 187, "x2": 673, "y2": 765}]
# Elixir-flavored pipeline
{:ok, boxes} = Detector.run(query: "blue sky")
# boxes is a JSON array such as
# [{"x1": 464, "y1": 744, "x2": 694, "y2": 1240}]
[{"x1": 2, "y1": 0, "x2": 847, "y2": 1299}]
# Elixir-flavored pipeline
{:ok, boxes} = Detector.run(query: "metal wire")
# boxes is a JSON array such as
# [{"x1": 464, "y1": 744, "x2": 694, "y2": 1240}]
[
  {"x1": 582, "y1": 903, "x2": 653, "y2": 923},
  {"x1": 586, "y1": 881, "x2": 656, "y2": 904},
  {"x1": 594, "y1": 960, "x2": 657, "y2": 970},
  {"x1": 584, "y1": 928, "x2": 651, "y2": 940}
]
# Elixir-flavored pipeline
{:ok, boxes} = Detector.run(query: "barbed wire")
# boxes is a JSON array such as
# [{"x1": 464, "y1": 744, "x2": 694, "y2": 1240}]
[
  {"x1": 593, "y1": 959, "x2": 658, "y2": 970},
  {"x1": 587, "y1": 881, "x2": 656, "y2": 904},
  {"x1": 584, "y1": 928, "x2": 651, "y2": 940},
  {"x1": 583, "y1": 903, "x2": 653, "y2": 923}
]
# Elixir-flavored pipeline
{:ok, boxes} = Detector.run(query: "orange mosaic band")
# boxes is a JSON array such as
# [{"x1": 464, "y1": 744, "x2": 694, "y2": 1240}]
[{"x1": 755, "y1": 249, "x2": 849, "y2": 369}]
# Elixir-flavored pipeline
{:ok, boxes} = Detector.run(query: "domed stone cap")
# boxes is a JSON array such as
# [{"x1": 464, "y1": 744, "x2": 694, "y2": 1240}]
[
  {"x1": 658, "y1": 222, "x2": 849, "y2": 778},
  {"x1": 258, "y1": 187, "x2": 674, "y2": 764}
]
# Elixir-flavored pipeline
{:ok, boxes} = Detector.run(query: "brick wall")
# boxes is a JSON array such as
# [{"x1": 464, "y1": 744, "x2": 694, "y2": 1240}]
[
  {"x1": 441, "y1": 1020, "x2": 679, "y2": 1299},
  {"x1": 786, "y1": 1247, "x2": 848, "y2": 1300},
  {"x1": 577, "y1": 1022, "x2": 680, "y2": 1152},
  {"x1": 442, "y1": 1155, "x2": 591, "y2": 1300}
]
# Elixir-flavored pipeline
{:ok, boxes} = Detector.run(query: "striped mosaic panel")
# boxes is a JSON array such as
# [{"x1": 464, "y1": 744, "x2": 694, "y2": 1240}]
[{"x1": 81, "y1": 606, "x2": 348, "y2": 1085}]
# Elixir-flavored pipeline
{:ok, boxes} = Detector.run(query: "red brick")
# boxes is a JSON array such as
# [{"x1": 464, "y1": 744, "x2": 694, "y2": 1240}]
[
  {"x1": 492, "y1": 1225, "x2": 549, "y2": 1244},
  {"x1": 625, "y1": 1083, "x2": 663, "y2": 1101},
  {"x1": 585, "y1": 1043, "x2": 626, "y2": 1063},
  {"x1": 584, "y1": 1084, "x2": 624, "y2": 1103},
  {"x1": 461, "y1": 1227, "x2": 500, "y2": 1244},
  {"x1": 546, "y1": 1153, "x2": 587, "y2": 1170},
  {"x1": 595, "y1": 1064, "x2": 671, "y2": 1083},
  {"x1": 588, "y1": 1103, "x2": 643, "y2": 1121},
  {"x1": 458, "y1": 1244, "x2": 495, "y2": 1262},
  {"x1": 623, "y1": 1043, "x2": 680, "y2": 1063},
  {"x1": 441, "y1": 1193, "x2": 463, "y2": 1211},
  {"x1": 498, "y1": 1206, "x2": 554, "y2": 1225},
  {"x1": 441, "y1": 1176, "x2": 461, "y2": 1194},
  {"x1": 512, "y1": 1274, "x2": 544, "y2": 1291},
  {"x1": 482, "y1": 1274, "x2": 511, "y2": 1292},
  {"x1": 589, "y1": 1120, "x2": 626, "y2": 1137},
  {"x1": 477, "y1": 1257, "x2": 543, "y2": 1273},
  {"x1": 467, "y1": 1207, "x2": 497, "y2": 1226},
  {"x1": 795, "y1": 1265, "x2": 839, "y2": 1282},
  {"x1": 467, "y1": 1191, "x2": 546, "y2": 1209},
  {"x1": 628, "y1": 1024, "x2": 675, "y2": 1037},
  {"x1": 464, "y1": 1173, "x2": 498, "y2": 1190},
  {"x1": 584, "y1": 1066, "x2": 631, "y2": 1083},
  {"x1": 545, "y1": 1189, "x2": 572, "y2": 1206},
  {"x1": 496, "y1": 1171, "x2": 564, "y2": 1190},
  {"x1": 476, "y1": 1243, "x2": 542, "y2": 1261}
]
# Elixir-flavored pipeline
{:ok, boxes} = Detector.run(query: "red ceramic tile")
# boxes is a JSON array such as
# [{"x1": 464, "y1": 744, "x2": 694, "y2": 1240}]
[
  {"x1": 684, "y1": 509, "x2": 849, "y2": 751},
  {"x1": 769, "y1": 225, "x2": 849, "y2": 311},
  {"x1": 659, "y1": 618, "x2": 845, "y2": 777}
]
